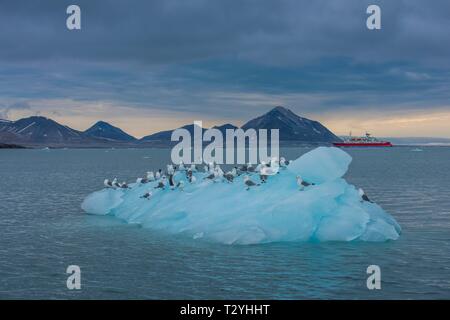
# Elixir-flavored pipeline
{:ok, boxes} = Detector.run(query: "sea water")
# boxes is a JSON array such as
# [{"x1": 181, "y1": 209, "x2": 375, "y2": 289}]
[{"x1": 0, "y1": 147, "x2": 449, "y2": 299}]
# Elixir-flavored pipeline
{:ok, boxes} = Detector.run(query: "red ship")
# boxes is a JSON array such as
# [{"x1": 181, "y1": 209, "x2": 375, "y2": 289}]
[{"x1": 333, "y1": 132, "x2": 393, "y2": 147}]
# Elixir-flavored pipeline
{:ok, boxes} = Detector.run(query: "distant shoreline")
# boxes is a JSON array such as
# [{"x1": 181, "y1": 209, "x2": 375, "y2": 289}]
[
  {"x1": 0, "y1": 143, "x2": 26, "y2": 149},
  {"x1": 1, "y1": 143, "x2": 450, "y2": 150}
]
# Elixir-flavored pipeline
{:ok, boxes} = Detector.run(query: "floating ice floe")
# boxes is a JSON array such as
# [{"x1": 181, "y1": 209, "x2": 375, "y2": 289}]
[{"x1": 81, "y1": 147, "x2": 401, "y2": 244}]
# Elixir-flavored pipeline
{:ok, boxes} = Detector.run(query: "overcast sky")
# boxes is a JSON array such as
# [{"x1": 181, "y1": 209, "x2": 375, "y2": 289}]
[{"x1": 0, "y1": 0, "x2": 449, "y2": 137}]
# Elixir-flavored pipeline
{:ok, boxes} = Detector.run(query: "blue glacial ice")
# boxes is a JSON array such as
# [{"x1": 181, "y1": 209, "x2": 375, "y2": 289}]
[{"x1": 81, "y1": 147, "x2": 401, "y2": 244}]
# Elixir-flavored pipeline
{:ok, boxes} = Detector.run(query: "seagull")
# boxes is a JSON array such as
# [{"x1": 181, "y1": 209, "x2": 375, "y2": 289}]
[
  {"x1": 359, "y1": 188, "x2": 372, "y2": 203},
  {"x1": 280, "y1": 157, "x2": 291, "y2": 167},
  {"x1": 270, "y1": 157, "x2": 280, "y2": 173},
  {"x1": 186, "y1": 169, "x2": 194, "y2": 182},
  {"x1": 215, "y1": 165, "x2": 224, "y2": 177},
  {"x1": 244, "y1": 175, "x2": 259, "y2": 190},
  {"x1": 147, "y1": 171, "x2": 155, "y2": 181},
  {"x1": 259, "y1": 172, "x2": 268, "y2": 183},
  {"x1": 112, "y1": 178, "x2": 121, "y2": 188},
  {"x1": 211, "y1": 167, "x2": 225, "y2": 182},
  {"x1": 296, "y1": 175, "x2": 312, "y2": 190},
  {"x1": 167, "y1": 164, "x2": 175, "y2": 175},
  {"x1": 104, "y1": 179, "x2": 114, "y2": 188},
  {"x1": 136, "y1": 174, "x2": 149, "y2": 183},
  {"x1": 169, "y1": 174, "x2": 177, "y2": 190},
  {"x1": 239, "y1": 163, "x2": 248, "y2": 172},
  {"x1": 261, "y1": 165, "x2": 278, "y2": 177},
  {"x1": 204, "y1": 172, "x2": 215, "y2": 180},
  {"x1": 119, "y1": 181, "x2": 130, "y2": 189},
  {"x1": 233, "y1": 166, "x2": 242, "y2": 176},
  {"x1": 224, "y1": 172, "x2": 234, "y2": 183},
  {"x1": 140, "y1": 190, "x2": 152, "y2": 200},
  {"x1": 154, "y1": 176, "x2": 166, "y2": 189},
  {"x1": 255, "y1": 161, "x2": 265, "y2": 173}
]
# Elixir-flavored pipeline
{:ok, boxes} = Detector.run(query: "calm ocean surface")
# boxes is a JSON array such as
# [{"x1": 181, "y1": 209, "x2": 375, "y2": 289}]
[{"x1": 0, "y1": 147, "x2": 449, "y2": 299}]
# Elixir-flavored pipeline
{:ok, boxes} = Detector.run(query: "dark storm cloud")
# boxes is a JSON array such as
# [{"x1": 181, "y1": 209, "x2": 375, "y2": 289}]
[
  {"x1": 1, "y1": 0, "x2": 449, "y2": 65},
  {"x1": 0, "y1": 0, "x2": 449, "y2": 121}
]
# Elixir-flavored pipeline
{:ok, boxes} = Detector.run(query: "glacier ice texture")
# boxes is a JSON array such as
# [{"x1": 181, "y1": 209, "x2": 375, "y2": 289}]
[{"x1": 81, "y1": 147, "x2": 401, "y2": 244}]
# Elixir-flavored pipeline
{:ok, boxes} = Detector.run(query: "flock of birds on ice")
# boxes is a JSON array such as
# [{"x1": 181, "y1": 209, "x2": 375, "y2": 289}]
[{"x1": 103, "y1": 156, "x2": 372, "y2": 203}]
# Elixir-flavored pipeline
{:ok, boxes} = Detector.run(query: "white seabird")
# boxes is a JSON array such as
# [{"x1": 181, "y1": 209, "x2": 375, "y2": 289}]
[
  {"x1": 112, "y1": 178, "x2": 121, "y2": 188},
  {"x1": 147, "y1": 171, "x2": 155, "y2": 181},
  {"x1": 296, "y1": 175, "x2": 312, "y2": 190},
  {"x1": 154, "y1": 176, "x2": 167, "y2": 189},
  {"x1": 270, "y1": 157, "x2": 280, "y2": 173},
  {"x1": 204, "y1": 172, "x2": 215, "y2": 180},
  {"x1": 137, "y1": 174, "x2": 149, "y2": 184},
  {"x1": 119, "y1": 181, "x2": 130, "y2": 189},
  {"x1": 255, "y1": 161, "x2": 265, "y2": 173},
  {"x1": 261, "y1": 164, "x2": 278, "y2": 176},
  {"x1": 215, "y1": 165, "x2": 224, "y2": 177},
  {"x1": 359, "y1": 188, "x2": 372, "y2": 202},
  {"x1": 280, "y1": 157, "x2": 291, "y2": 168},
  {"x1": 169, "y1": 174, "x2": 176, "y2": 190},
  {"x1": 224, "y1": 171, "x2": 234, "y2": 183},
  {"x1": 140, "y1": 190, "x2": 152, "y2": 200},
  {"x1": 104, "y1": 179, "x2": 114, "y2": 188},
  {"x1": 239, "y1": 163, "x2": 248, "y2": 172},
  {"x1": 244, "y1": 175, "x2": 259, "y2": 190},
  {"x1": 167, "y1": 164, "x2": 175, "y2": 175}
]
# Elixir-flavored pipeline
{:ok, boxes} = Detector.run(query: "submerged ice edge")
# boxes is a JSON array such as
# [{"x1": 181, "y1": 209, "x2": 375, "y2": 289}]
[{"x1": 81, "y1": 147, "x2": 401, "y2": 245}]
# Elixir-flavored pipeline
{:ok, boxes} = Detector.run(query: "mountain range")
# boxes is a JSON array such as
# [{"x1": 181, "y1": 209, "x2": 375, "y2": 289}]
[
  {"x1": 84, "y1": 121, "x2": 137, "y2": 142},
  {"x1": 0, "y1": 106, "x2": 341, "y2": 148},
  {"x1": 242, "y1": 106, "x2": 339, "y2": 142}
]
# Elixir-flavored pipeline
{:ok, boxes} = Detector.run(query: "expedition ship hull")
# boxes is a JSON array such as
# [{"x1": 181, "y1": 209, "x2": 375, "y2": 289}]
[{"x1": 333, "y1": 142, "x2": 392, "y2": 147}]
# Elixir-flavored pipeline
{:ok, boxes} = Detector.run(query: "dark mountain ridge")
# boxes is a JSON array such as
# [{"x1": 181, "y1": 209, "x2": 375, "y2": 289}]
[
  {"x1": 0, "y1": 107, "x2": 341, "y2": 147},
  {"x1": 242, "y1": 106, "x2": 340, "y2": 143},
  {"x1": 84, "y1": 121, "x2": 136, "y2": 142}
]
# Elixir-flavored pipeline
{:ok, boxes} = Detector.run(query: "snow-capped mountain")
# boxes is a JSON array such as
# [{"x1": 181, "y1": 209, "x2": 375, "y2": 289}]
[
  {"x1": 0, "y1": 119, "x2": 12, "y2": 124},
  {"x1": 0, "y1": 116, "x2": 85, "y2": 144},
  {"x1": 0, "y1": 106, "x2": 341, "y2": 147},
  {"x1": 84, "y1": 121, "x2": 136, "y2": 142},
  {"x1": 242, "y1": 106, "x2": 341, "y2": 143}
]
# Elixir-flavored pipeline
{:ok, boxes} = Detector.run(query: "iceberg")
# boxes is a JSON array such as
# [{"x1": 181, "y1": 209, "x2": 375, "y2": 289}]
[{"x1": 81, "y1": 147, "x2": 401, "y2": 244}]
